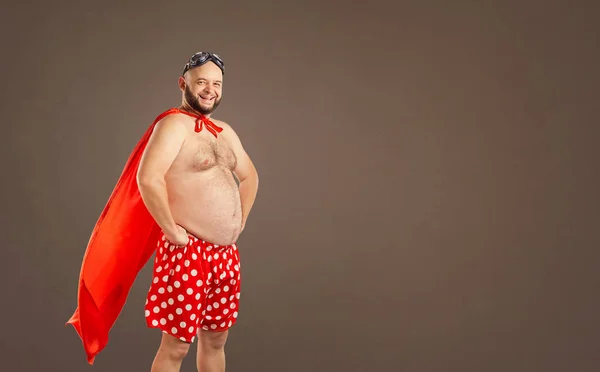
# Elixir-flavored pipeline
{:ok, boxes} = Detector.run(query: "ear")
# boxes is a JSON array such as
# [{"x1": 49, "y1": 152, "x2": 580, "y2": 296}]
[{"x1": 178, "y1": 76, "x2": 186, "y2": 92}]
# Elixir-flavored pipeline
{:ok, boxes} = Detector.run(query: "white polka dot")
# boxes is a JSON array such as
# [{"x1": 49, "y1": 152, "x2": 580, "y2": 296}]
[
  {"x1": 178, "y1": 294, "x2": 184, "y2": 301},
  {"x1": 168, "y1": 314, "x2": 174, "y2": 321},
  {"x1": 223, "y1": 309, "x2": 229, "y2": 315},
  {"x1": 151, "y1": 295, "x2": 157, "y2": 301},
  {"x1": 216, "y1": 316, "x2": 222, "y2": 320},
  {"x1": 171, "y1": 327, "x2": 178, "y2": 334},
  {"x1": 206, "y1": 315, "x2": 212, "y2": 320},
  {"x1": 182, "y1": 274, "x2": 189, "y2": 281},
  {"x1": 145, "y1": 310, "x2": 150, "y2": 317},
  {"x1": 192, "y1": 253, "x2": 198, "y2": 260},
  {"x1": 197, "y1": 280, "x2": 203, "y2": 287},
  {"x1": 208, "y1": 294, "x2": 214, "y2": 299},
  {"x1": 197, "y1": 304, "x2": 202, "y2": 310},
  {"x1": 208, "y1": 273, "x2": 213, "y2": 280},
  {"x1": 202, "y1": 326, "x2": 209, "y2": 330},
  {"x1": 174, "y1": 281, "x2": 181, "y2": 288},
  {"x1": 152, "y1": 320, "x2": 158, "y2": 326},
  {"x1": 210, "y1": 324, "x2": 217, "y2": 329},
  {"x1": 164, "y1": 263, "x2": 169, "y2": 269},
  {"x1": 207, "y1": 256, "x2": 213, "y2": 262},
  {"x1": 177, "y1": 253, "x2": 183, "y2": 260},
  {"x1": 215, "y1": 288, "x2": 221, "y2": 294},
  {"x1": 145, "y1": 299, "x2": 148, "y2": 305},
  {"x1": 167, "y1": 286, "x2": 173, "y2": 293},
  {"x1": 153, "y1": 277, "x2": 159, "y2": 284},
  {"x1": 207, "y1": 305, "x2": 213, "y2": 311},
  {"x1": 234, "y1": 265, "x2": 239, "y2": 271},
  {"x1": 195, "y1": 293, "x2": 201, "y2": 300},
  {"x1": 185, "y1": 260, "x2": 190, "y2": 267},
  {"x1": 230, "y1": 303, "x2": 236, "y2": 309},
  {"x1": 162, "y1": 275, "x2": 169, "y2": 282},
  {"x1": 191, "y1": 269, "x2": 198, "y2": 276},
  {"x1": 160, "y1": 318, "x2": 166, "y2": 325},
  {"x1": 189, "y1": 326, "x2": 194, "y2": 333},
  {"x1": 180, "y1": 321, "x2": 187, "y2": 328},
  {"x1": 191, "y1": 314, "x2": 196, "y2": 321},
  {"x1": 236, "y1": 293, "x2": 240, "y2": 299},
  {"x1": 158, "y1": 287, "x2": 165, "y2": 294},
  {"x1": 187, "y1": 288, "x2": 194, "y2": 295},
  {"x1": 186, "y1": 304, "x2": 192, "y2": 311},
  {"x1": 168, "y1": 298, "x2": 174, "y2": 305},
  {"x1": 161, "y1": 302, "x2": 167, "y2": 308},
  {"x1": 220, "y1": 322, "x2": 226, "y2": 328},
  {"x1": 214, "y1": 253, "x2": 220, "y2": 259},
  {"x1": 213, "y1": 302, "x2": 219, "y2": 308},
  {"x1": 169, "y1": 269, "x2": 174, "y2": 275},
  {"x1": 156, "y1": 266, "x2": 162, "y2": 273},
  {"x1": 176, "y1": 265, "x2": 181, "y2": 272},
  {"x1": 213, "y1": 267, "x2": 218, "y2": 273},
  {"x1": 233, "y1": 311, "x2": 238, "y2": 318},
  {"x1": 220, "y1": 297, "x2": 227, "y2": 304},
  {"x1": 179, "y1": 337, "x2": 186, "y2": 342},
  {"x1": 153, "y1": 306, "x2": 160, "y2": 313},
  {"x1": 176, "y1": 308, "x2": 183, "y2": 315}
]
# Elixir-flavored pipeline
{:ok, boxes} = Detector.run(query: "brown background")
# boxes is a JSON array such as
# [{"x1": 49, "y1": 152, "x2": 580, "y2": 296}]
[{"x1": 1, "y1": 0, "x2": 599, "y2": 371}]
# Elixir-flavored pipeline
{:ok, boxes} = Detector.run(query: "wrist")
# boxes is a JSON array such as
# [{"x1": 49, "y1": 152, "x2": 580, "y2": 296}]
[{"x1": 163, "y1": 224, "x2": 180, "y2": 237}]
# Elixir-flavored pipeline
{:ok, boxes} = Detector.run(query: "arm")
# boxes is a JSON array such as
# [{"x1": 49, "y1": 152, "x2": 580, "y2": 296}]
[
  {"x1": 136, "y1": 116, "x2": 187, "y2": 239},
  {"x1": 226, "y1": 127, "x2": 259, "y2": 231}
]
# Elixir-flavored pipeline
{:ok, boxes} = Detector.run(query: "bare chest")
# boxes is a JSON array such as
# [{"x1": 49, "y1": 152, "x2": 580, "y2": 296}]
[{"x1": 177, "y1": 134, "x2": 237, "y2": 172}]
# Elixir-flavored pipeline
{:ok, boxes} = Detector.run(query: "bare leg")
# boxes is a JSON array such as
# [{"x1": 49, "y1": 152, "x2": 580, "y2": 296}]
[
  {"x1": 196, "y1": 330, "x2": 229, "y2": 372},
  {"x1": 151, "y1": 333, "x2": 191, "y2": 372}
]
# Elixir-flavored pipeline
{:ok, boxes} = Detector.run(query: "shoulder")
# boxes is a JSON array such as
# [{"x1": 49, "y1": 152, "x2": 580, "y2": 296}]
[
  {"x1": 153, "y1": 112, "x2": 189, "y2": 133},
  {"x1": 212, "y1": 118, "x2": 240, "y2": 139}
]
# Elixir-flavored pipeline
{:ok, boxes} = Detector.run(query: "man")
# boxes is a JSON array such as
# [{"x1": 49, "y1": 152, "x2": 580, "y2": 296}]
[{"x1": 66, "y1": 52, "x2": 259, "y2": 372}]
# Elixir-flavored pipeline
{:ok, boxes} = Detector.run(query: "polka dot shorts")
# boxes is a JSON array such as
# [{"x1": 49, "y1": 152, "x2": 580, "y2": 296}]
[{"x1": 144, "y1": 232, "x2": 241, "y2": 343}]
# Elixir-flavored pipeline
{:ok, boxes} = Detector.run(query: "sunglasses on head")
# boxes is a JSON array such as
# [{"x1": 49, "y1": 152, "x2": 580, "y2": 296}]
[{"x1": 182, "y1": 52, "x2": 225, "y2": 76}]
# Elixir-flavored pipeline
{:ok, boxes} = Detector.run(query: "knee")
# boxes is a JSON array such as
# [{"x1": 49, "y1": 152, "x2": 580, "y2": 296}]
[
  {"x1": 200, "y1": 330, "x2": 228, "y2": 351},
  {"x1": 161, "y1": 336, "x2": 191, "y2": 361}
]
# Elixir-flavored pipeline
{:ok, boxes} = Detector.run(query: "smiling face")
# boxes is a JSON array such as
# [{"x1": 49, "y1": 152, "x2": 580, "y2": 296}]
[{"x1": 179, "y1": 61, "x2": 223, "y2": 116}]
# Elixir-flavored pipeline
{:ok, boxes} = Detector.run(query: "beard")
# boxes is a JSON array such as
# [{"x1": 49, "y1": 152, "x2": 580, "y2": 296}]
[{"x1": 184, "y1": 86, "x2": 221, "y2": 116}]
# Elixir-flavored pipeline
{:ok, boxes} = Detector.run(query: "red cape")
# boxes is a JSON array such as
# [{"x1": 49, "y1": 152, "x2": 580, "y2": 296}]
[{"x1": 66, "y1": 107, "x2": 222, "y2": 364}]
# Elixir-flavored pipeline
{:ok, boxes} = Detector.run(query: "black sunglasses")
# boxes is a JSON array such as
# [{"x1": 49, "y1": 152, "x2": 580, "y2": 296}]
[{"x1": 182, "y1": 52, "x2": 225, "y2": 76}]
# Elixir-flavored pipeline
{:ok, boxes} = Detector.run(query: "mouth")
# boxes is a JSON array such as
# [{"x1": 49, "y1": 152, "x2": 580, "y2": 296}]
[{"x1": 198, "y1": 94, "x2": 215, "y2": 105}]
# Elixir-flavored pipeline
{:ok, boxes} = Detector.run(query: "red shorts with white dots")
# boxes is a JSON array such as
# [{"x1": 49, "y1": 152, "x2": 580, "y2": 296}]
[{"x1": 144, "y1": 232, "x2": 241, "y2": 343}]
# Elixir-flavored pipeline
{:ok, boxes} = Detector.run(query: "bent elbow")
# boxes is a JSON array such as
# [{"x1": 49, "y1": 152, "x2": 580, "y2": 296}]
[{"x1": 137, "y1": 174, "x2": 165, "y2": 190}]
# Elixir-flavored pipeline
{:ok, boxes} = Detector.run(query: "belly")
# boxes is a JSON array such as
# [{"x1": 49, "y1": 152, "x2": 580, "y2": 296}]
[{"x1": 166, "y1": 167, "x2": 242, "y2": 245}]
